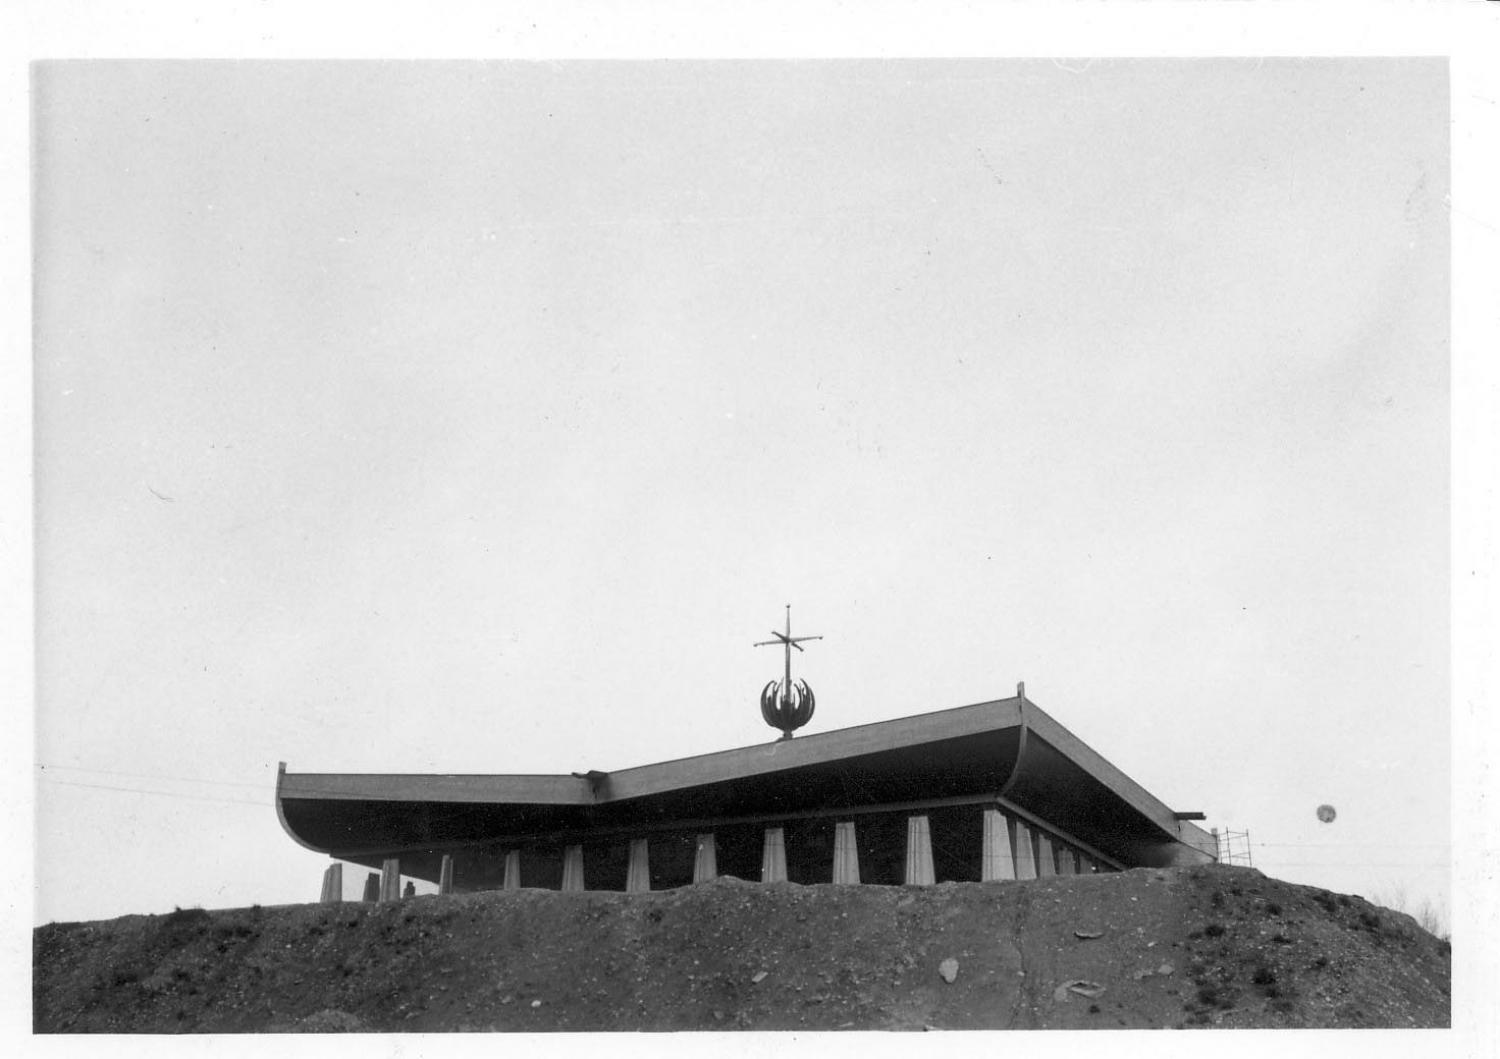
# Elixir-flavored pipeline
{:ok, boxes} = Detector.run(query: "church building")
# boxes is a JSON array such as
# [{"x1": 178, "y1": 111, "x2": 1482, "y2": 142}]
[{"x1": 277, "y1": 678, "x2": 1218, "y2": 901}]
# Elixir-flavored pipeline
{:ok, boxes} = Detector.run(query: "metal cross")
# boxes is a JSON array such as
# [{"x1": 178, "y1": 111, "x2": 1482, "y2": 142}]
[{"x1": 754, "y1": 604, "x2": 822, "y2": 689}]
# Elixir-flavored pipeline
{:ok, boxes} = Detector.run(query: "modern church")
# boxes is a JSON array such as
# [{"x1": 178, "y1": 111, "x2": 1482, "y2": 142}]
[{"x1": 278, "y1": 615, "x2": 1216, "y2": 901}]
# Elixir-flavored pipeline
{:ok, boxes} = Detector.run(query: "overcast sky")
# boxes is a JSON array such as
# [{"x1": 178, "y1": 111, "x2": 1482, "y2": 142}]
[{"x1": 32, "y1": 58, "x2": 1450, "y2": 927}]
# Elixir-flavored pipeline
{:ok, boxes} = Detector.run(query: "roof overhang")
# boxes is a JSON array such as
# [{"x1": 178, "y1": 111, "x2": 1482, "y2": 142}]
[{"x1": 277, "y1": 694, "x2": 1217, "y2": 875}]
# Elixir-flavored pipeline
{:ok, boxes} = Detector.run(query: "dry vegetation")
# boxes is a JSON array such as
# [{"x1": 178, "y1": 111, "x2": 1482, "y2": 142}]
[{"x1": 1371, "y1": 885, "x2": 1450, "y2": 942}]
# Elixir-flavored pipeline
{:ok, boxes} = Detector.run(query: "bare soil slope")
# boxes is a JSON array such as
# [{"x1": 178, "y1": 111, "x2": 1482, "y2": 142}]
[{"x1": 34, "y1": 864, "x2": 1449, "y2": 1032}]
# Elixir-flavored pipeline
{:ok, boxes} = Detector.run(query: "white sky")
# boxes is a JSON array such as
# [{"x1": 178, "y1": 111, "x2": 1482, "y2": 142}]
[
  {"x1": 8, "y1": 7, "x2": 1500, "y2": 1054},
  {"x1": 31, "y1": 54, "x2": 1452, "y2": 921}
]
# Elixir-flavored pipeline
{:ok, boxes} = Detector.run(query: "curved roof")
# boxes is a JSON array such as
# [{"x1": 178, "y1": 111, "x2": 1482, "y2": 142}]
[{"x1": 277, "y1": 694, "x2": 1216, "y2": 876}]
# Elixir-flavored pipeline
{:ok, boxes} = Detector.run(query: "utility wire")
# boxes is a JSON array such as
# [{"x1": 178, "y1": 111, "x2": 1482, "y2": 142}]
[
  {"x1": 32, "y1": 768, "x2": 1465, "y2": 865},
  {"x1": 1251, "y1": 841, "x2": 1450, "y2": 848},
  {"x1": 39, "y1": 777, "x2": 270, "y2": 808},
  {"x1": 35, "y1": 762, "x2": 275, "y2": 790},
  {"x1": 33, "y1": 778, "x2": 1457, "y2": 870}
]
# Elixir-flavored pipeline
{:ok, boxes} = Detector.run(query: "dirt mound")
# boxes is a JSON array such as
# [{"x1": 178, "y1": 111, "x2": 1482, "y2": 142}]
[{"x1": 33, "y1": 864, "x2": 1449, "y2": 1032}]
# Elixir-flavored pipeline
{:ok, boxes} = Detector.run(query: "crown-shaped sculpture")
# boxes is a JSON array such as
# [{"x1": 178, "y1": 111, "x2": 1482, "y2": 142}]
[{"x1": 754, "y1": 605, "x2": 822, "y2": 740}]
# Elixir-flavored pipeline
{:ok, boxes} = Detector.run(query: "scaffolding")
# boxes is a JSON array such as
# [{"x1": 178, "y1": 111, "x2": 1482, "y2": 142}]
[{"x1": 1212, "y1": 828, "x2": 1253, "y2": 867}]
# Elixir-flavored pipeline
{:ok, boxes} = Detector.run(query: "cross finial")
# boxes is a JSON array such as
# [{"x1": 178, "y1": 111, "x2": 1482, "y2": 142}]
[
  {"x1": 754, "y1": 605, "x2": 823, "y2": 739},
  {"x1": 754, "y1": 604, "x2": 822, "y2": 677}
]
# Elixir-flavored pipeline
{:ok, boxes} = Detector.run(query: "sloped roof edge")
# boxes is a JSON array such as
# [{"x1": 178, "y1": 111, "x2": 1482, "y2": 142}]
[
  {"x1": 277, "y1": 694, "x2": 1215, "y2": 859},
  {"x1": 277, "y1": 695, "x2": 1024, "y2": 806}
]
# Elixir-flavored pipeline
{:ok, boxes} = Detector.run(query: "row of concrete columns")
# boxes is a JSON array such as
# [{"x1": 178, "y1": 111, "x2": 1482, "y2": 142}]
[
  {"x1": 330, "y1": 854, "x2": 459, "y2": 905},
  {"x1": 320, "y1": 809, "x2": 1109, "y2": 902},
  {"x1": 557, "y1": 834, "x2": 707, "y2": 893},
  {"x1": 982, "y1": 809, "x2": 1099, "y2": 881}
]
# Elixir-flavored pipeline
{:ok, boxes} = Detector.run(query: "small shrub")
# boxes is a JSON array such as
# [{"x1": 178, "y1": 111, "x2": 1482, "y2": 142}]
[
  {"x1": 1203, "y1": 923, "x2": 1226, "y2": 938},
  {"x1": 1267, "y1": 902, "x2": 1282, "y2": 916},
  {"x1": 1372, "y1": 885, "x2": 1450, "y2": 939},
  {"x1": 1251, "y1": 966, "x2": 1276, "y2": 987},
  {"x1": 1313, "y1": 955, "x2": 1329, "y2": 969},
  {"x1": 159, "y1": 906, "x2": 211, "y2": 948}
]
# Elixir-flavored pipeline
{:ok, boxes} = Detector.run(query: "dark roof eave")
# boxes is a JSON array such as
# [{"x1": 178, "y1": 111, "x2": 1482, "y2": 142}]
[{"x1": 276, "y1": 694, "x2": 1216, "y2": 862}]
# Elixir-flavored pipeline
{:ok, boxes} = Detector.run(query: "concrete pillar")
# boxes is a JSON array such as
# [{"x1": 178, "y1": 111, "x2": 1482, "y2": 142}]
[
  {"x1": 693, "y1": 833, "x2": 718, "y2": 883},
  {"x1": 832, "y1": 820, "x2": 860, "y2": 884},
  {"x1": 904, "y1": 815, "x2": 935, "y2": 885},
  {"x1": 1058, "y1": 847, "x2": 1076, "y2": 876},
  {"x1": 626, "y1": 838, "x2": 651, "y2": 893},
  {"x1": 503, "y1": 850, "x2": 520, "y2": 890},
  {"x1": 982, "y1": 808, "x2": 1017, "y2": 881},
  {"x1": 761, "y1": 826, "x2": 787, "y2": 883},
  {"x1": 1037, "y1": 834, "x2": 1056, "y2": 878},
  {"x1": 362, "y1": 872, "x2": 380, "y2": 903},
  {"x1": 561, "y1": 844, "x2": 585, "y2": 892},
  {"x1": 438, "y1": 854, "x2": 454, "y2": 895},
  {"x1": 379, "y1": 858, "x2": 401, "y2": 902},
  {"x1": 1014, "y1": 821, "x2": 1037, "y2": 881},
  {"x1": 324, "y1": 858, "x2": 343, "y2": 900},
  {"x1": 320, "y1": 863, "x2": 343, "y2": 903}
]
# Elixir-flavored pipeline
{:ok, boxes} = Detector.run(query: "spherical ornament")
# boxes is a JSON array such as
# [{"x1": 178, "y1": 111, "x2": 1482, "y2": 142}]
[
  {"x1": 760, "y1": 678, "x2": 815, "y2": 739},
  {"x1": 1316, "y1": 804, "x2": 1337, "y2": 824}
]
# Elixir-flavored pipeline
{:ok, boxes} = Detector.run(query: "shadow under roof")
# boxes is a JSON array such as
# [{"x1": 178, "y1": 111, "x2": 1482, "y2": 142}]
[{"x1": 277, "y1": 694, "x2": 1216, "y2": 871}]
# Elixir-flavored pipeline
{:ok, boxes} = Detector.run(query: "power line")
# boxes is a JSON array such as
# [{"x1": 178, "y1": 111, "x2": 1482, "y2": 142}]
[
  {"x1": 39, "y1": 777, "x2": 269, "y2": 808},
  {"x1": 1251, "y1": 841, "x2": 1451, "y2": 849},
  {"x1": 1248, "y1": 858, "x2": 1446, "y2": 864},
  {"x1": 33, "y1": 769, "x2": 1467, "y2": 865},
  {"x1": 35, "y1": 762, "x2": 275, "y2": 791},
  {"x1": 33, "y1": 779, "x2": 1460, "y2": 873}
]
